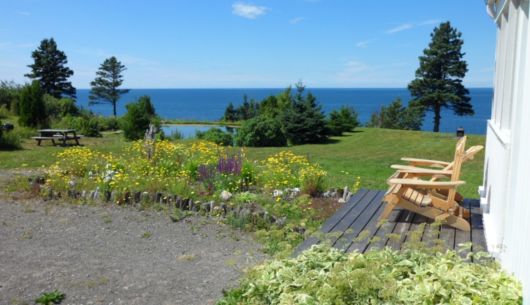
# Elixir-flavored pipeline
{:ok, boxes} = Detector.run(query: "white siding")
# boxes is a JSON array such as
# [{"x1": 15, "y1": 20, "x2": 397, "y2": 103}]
[{"x1": 482, "y1": 0, "x2": 530, "y2": 301}]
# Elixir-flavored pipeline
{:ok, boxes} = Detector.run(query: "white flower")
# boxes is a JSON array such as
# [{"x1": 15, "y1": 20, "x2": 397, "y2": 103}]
[{"x1": 220, "y1": 190, "x2": 232, "y2": 201}]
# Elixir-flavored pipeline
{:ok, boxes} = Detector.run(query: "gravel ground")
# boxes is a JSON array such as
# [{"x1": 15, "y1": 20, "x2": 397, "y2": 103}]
[{"x1": 0, "y1": 171, "x2": 265, "y2": 305}]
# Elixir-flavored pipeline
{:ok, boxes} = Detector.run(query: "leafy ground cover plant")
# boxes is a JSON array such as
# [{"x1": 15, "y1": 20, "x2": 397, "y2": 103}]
[
  {"x1": 35, "y1": 290, "x2": 65, "y2": 305},
  {"x1": 218, "y1": 245, "x2": 522, "y2": 305}
]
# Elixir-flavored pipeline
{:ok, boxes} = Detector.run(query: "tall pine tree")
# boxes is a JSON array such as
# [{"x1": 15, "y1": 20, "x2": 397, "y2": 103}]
[
  {"x1": 89, "y1": 56, "x2": 129, "y2": 117},
  {"x1": 408, "y1": 22, "x2": 473, "y2": 132},
  {"x1": 26, "y1": 38, "x2": 76, "y2": 98}
]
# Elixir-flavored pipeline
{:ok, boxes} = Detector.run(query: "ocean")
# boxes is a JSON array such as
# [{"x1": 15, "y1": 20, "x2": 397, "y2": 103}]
[{"x1": 76, "y1": 88, "x2": 493, "y2": 135}]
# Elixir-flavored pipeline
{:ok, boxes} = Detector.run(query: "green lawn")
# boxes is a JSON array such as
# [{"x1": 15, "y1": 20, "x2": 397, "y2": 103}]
[{"x1": 0, "y1": 127, "x2": 485, "y2": 198}]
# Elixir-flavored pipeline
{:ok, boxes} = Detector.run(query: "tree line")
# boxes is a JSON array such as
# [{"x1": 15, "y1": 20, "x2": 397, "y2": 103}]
[
  {"x1": 1, "y1": 21, "x2": 474, "y2": 148},
  {"x1": 0, "y1": 38, "x2": 154, "y2": 143}
]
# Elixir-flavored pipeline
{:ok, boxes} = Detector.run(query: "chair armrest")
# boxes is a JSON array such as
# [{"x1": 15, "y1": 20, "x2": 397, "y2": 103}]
[
  {"x1": 390, "y1": 165, "x2": 453, "y2": 176},
  {"x1": 388, "y1": 178, "x2": 465, "y2": 189},
  {"x1": 401, "y1": 157, "x2": 450, "y2": 168}
]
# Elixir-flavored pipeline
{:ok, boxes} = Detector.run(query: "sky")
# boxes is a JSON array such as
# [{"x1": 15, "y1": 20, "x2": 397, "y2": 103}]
[{"x1": 0, "y1": 0, "x2": 496, "y2": 88}]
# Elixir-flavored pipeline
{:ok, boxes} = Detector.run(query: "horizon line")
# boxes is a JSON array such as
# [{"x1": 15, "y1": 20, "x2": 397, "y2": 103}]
[{"x1": 74, "y1": 86, "x2": 494, "y2": 90}]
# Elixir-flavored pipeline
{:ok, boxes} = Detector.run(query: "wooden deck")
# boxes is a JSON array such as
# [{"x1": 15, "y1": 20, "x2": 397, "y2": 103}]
[{"x1": 295, "y1": 189, "x2": 486, "y2": 255}]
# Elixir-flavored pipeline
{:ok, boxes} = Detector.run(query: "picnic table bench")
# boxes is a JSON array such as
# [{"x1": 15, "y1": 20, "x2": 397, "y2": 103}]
[{"x1": 32, "y1": 129, "x2": 82, "y2": 146}]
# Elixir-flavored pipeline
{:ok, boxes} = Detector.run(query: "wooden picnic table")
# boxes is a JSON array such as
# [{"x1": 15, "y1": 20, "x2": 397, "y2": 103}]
[{"x1": 33, "y1": 129, "x2": 82, "y2": 146}]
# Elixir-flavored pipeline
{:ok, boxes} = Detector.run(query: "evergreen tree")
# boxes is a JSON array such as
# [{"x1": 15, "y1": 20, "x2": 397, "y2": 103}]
[
  {"x1": 366, "y1": 98, "x2": 423, "y2": 131},
  {"x1": 18, "y1": 81, "x2": 47, "y2": 128},
  {"x1": 282, "y1": 84, "x2": 328, "y2": 144},
  {"x1": 26, "y1": 38, "x2": 76, "y2": 98},
  {"x1": 408, "y1": 21, "x2": 473, "y2": 132},
  {"x1": 120, "y1": 96, "x2": 158, "y2": 140},
  {"x1": 89, "y1": 56, "x2": 129, "y2": 117},
  {"x1": 327, "y1": 106, "x2": 360, "y2": 136},
  {"x1": 223, "y1": 102, "x2": 238, "y2": 121}
]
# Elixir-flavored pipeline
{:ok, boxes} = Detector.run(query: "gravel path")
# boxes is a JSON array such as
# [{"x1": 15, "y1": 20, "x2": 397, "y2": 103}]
[{"x1": 0, "y1": 172, "x2": 265, "y2": 305}]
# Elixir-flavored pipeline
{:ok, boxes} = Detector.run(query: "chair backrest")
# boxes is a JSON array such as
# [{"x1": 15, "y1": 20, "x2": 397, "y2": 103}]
[
  {"x1": 462, "y1": 145, "x2": 484, "y2": 162},
  {"x1": 428, "y1": 136, "x2": 467, "y2": 182},
  {"x1": 446, "y1": 136, "x2": 467, "y2": 201}
]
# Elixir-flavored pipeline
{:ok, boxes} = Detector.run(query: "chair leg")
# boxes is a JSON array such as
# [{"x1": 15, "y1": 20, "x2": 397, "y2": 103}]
[
  {"x1": 445, "y1": 215, "x2": 471, "y2": 231},
  {"x1": 380, "y1": 195, "x2": 398, "y2": 222}
]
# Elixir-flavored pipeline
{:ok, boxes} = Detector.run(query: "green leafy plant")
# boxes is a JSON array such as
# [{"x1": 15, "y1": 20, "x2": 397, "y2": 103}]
[
  {"x1": 35, "y1": 290, "x2": 65, "y2": 305},
  {"x1": 327, "y1": 106, "x2": 360, "y2": 136},
  {"x1": 196, "y1": 127, "x2": 233, "y2": 146},
  {"x1": 218, "y1": 245, "x2": 522, "y2": 305},
  {"x1": 120, "y1": 95, "x2": 159, "y2": 140},
  {"x1": 235, "y1": 115, "x2": 286, "y2": 147},
  {"x1": 18, "y1": 80, "x2": 47, "y2": 128}
]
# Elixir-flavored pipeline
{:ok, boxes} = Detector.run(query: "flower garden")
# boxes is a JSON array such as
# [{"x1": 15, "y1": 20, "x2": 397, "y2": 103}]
[
  {"x1": 44, "y1": 139, "x2": 334, "y2": 256},
  {"x1": 40, "y1": 140, "x2": 522, "y2": 304}
]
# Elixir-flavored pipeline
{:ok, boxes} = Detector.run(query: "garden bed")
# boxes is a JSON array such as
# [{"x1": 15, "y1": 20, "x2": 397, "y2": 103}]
[{"x1": 39, "y1": 140, "x2": 352, "y2": 257}]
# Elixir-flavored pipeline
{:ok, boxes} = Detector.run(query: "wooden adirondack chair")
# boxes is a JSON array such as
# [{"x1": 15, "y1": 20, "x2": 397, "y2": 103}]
[
  {"x1": 390, "y1": 143, "x2": 483, "y2": 203},
  {"x1": 379, "y1": 137, "x2": 479, "y2": 231}
]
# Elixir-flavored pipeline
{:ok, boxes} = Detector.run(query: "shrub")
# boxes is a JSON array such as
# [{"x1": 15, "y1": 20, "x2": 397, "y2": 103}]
[
  {"x1": 0, "y1": 129, "x2": 22, "y2": 150},
  {"x1": 0, "y1": 105, "x2": 10, "y2": 119},
  {"x1": 18, "y1": 81, "x2": 47, "y2": 128},
  {"x1": 44, "y1": 94, "x2": 79, "y2": 118},
  {"x1": 96, "y1": 116, "x2": 119, "y2": 131},
  {"x1": 196, "y1": 128, "x2": 233, "y2": 146},
  {"x1": 0, "y1": 80, "x2": 21, "y2": 111},
  {"x1": 218, "y1": 245, "x2": 522, "y2": 305},
  {"x1": 327, "y1": 106, "x2": 360, "y2": 136},
  {"x1": 120, "y1": 95, "x2": 158, "y2": 140},
  {"x1": 235, "y1": 115, "x2": 286, "y2": 147},
  {"x1": 55, "y1": 115, "x2": 101, "y2": 137}
]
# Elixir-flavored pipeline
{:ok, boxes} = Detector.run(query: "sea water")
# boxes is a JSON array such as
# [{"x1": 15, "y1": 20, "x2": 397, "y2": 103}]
[{"x1": 76, "y1": 88, "x2": 492, "y2": 135}]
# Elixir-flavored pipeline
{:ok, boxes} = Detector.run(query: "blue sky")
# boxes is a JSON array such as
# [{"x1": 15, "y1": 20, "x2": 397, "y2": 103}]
[{"x1": 1, "y1": 0, "x2": 496, "y2": 88}]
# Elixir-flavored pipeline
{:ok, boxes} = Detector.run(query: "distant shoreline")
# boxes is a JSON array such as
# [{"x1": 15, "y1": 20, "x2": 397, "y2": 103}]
[
  {"x1": 160, "y1": 119, "x2": 240, "y2": 127},
  {"x1": 75, "y1": 87, "x2": 494, "y2": 90}
]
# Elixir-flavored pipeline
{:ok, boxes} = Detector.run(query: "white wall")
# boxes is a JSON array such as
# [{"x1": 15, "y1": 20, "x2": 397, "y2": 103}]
[{"x1": 482, "y1": 0, "x2": 530, "y2": 301}]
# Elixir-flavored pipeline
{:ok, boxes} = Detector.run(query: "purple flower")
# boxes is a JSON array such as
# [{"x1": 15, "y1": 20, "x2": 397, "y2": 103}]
[{"x1": 217, "y1": 155, "x2": 242, "y2": 175}]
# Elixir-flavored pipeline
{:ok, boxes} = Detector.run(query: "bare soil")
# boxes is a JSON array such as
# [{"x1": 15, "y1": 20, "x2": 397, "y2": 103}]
[{"x1": 0, "y1": 170, "x2": 265, "y2": 305}]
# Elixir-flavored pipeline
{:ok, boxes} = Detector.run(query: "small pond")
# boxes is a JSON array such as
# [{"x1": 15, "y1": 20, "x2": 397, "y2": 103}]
[{"x1": 161, "y1": 124, "x2": 236, "y2": 139}]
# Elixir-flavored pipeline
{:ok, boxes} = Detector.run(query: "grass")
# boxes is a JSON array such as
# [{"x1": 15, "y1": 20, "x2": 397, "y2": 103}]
[
  {"x1": 243, "y1": 128, "x2": 484, "y2": 198},
  {"x1": 0, "y1": 127, "x2": 484, "y2": 198}
]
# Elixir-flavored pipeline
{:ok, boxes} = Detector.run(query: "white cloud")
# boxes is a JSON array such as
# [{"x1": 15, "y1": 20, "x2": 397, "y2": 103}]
[
  {"x1": 0, "y1": 41, "x2": 35, "y2": 49},
  {"x1": 386, "y1": 23, "x2": 413, "y2": 34},
  {"x1": 343, "y1": 61, "x2": 369, "y2": 73},
  {"x1": 385, "y1": 20, "x2": 440, "y2": 34},
  {"x1": 289, "y1": 17, "x2": 304, "y2": 24},
  {"x1": 356, "y1": 40, "x2": 375, "y2": 48},
  {"x1": 336, "y1": 60, "x2": 371, "y2": 81},
  {"x1": 419, "y1": 19, "x2": 441, "y2": 26},
  {"x1": 232, "y1": 2, "x2": 268, "y2": 19},
  {"x1": 17, "y1": 11, "x2": 31, "y2": 16}
]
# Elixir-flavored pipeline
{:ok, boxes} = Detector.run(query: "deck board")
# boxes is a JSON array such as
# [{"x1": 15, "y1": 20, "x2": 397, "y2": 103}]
[
  {"x1": 333, "y1": 191, "x2": 385, "y2": 251},
  {"x1": 296, "y1": 189, "x2": 487, "y2": 256}
]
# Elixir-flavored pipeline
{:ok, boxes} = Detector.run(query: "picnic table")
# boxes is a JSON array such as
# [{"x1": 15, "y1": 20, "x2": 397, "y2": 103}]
[{"x1": 32, "y1": 129, "x2": 82, "y2": 146}]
